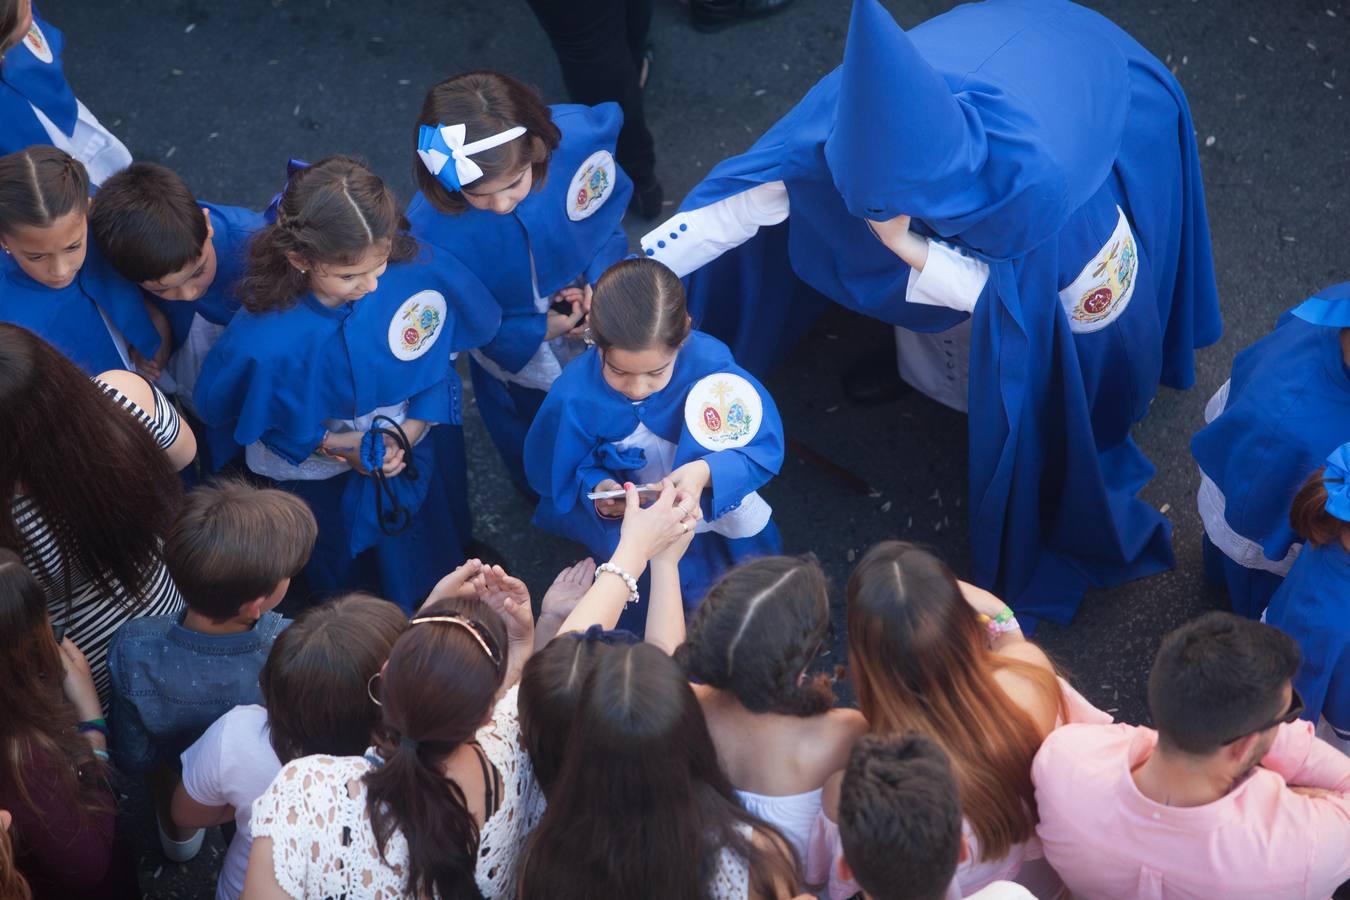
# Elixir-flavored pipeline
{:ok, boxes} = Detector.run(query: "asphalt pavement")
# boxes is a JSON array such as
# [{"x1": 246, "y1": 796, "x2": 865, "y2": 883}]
[{"x1": 39, "y1": 0, "x2": 1350, "y2": 894}]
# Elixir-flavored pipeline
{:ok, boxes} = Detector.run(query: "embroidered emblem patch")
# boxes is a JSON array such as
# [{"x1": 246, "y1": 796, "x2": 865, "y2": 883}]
[
  {"x1": 567, "y1": 150, "x2": 615, "y2": 222},
  {"x1": 1058, "y1": 206, "x2": 1138, "y2": 334},
  {"x1": 684, "y1": 373, "x2": 763, "y2": 451},
  {"x1": 387, "y1": 290, "x2": 447, "y2": 361},
  {"x1": 23, "y1": 22, "x2": 53, "y2": 64}
]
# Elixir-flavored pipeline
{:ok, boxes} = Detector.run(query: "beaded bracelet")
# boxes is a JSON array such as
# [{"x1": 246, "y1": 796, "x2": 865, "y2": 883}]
[
  {"x1": 92, "y1": 749, "x2": 110, "y2": 761},
  {"x1": 594, "y1": 562, "x2": 640, "y2": 606},
  {"x1": 78, "y1": 718, "x2": 109, "y2": 738},
  {"x1": 976, "y1": 606, "x2": 1021, "y2": 637}
]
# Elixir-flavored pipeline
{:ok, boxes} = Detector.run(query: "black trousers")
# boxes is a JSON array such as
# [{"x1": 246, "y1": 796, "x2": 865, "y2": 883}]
[{"x1": 525, "y1": 0, "x2": 657, "y2": 188}]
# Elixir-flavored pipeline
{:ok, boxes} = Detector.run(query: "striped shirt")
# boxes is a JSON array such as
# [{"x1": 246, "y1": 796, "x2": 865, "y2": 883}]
[{"x1": 14, "y1": 377, "x2": 184, "y2": 706}]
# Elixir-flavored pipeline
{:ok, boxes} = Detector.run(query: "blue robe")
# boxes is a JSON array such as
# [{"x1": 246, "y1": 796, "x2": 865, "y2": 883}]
[
  {"x1": 654, "y1": 0, "x2": 1221, "y2": 625},
  {"x1": 1265, "y1": 542, "x2": 1350, "y2": 734},
  {"x1": 524, "y1": 331, "x2": 784, "y2": 619},
  {"x1": 407, "y1": 102, "x2": 632, "y2": 491},
  {"x1": 0, "y1": 235, "x2": 161, "y2": 374},
  {"x1": 0, "y1": 8, "x2": 78, "y2": 155},
  {"x1": 193, "y1": 247, "x2": 501, "y2": 610},
  {"x1": 1191, "y1": 300, "x2": 1350, "y2": 618}
]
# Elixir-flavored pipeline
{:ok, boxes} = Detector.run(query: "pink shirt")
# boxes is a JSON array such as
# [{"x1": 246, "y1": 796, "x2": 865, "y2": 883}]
[{"x1": 1033, "y1": 720, "x2": 1350, "y2": 900}]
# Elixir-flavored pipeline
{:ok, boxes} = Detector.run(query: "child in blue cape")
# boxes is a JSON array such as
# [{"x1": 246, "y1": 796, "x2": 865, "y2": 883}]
[
  {"x1": 1265, "y1": 448, "x2": 1350, "y2": 755},
  {"x1": 91, "y1": 162, "x2": 265, "y2": 471},
  {"x1": 1191, "y1": 286, "x2": 1350, "y2": 619},
  {"x1": 525, "y1": 258, "x2": 783, "y2": 626},
  {"x1": 406, "y1": 71, "x2": 633, "y2": 494},
  {"x1": 0, "y1": 146, "x2": 161, "y2": 376},
  {"x1": 0, "y1": 4, "x2": 130, "y2": 186},
  {"x1": 193, "y1": 156, "x2": 501, "y2": 611}
]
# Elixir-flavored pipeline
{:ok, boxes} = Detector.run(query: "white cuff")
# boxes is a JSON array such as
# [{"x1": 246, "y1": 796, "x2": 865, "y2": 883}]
[
  {"x1": 904, "y1": 239, "x2": 989, "y2": 314},
  {"x1": 641, "y1": 181, "x2": 790, "y2": 277}
]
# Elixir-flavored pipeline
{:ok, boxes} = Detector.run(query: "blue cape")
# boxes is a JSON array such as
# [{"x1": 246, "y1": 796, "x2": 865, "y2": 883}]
[
  {"x1": 523, "y1": 331, "x2": 784, "y2": 554},
  {"x1": 0, "y1": 9, "x2": 78, "y2": 154},
  {"x1": 0, "y1": 234, "x2": 161, "y2": 374},
  {"x1": 664, "y1": 0, "x2": 1222, "y2": 622},
  {"x1": 407, "y1": 102, "x2": 632, "y2": 374},
  {"x1": 1192, "y1": 304, "x2": 1350, "y2": 566},
  {"x1": 1265, "y1": 542, "x2": 1350, "y2": 729},
  {"x1": 151, "y1": 201, "x2": 263, "y2": 347}
]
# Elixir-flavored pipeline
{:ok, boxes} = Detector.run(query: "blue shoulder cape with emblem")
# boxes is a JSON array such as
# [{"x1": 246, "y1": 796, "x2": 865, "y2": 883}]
[
  {"x1": 151, "y1": 201, "x2": 264, "y2": 347},
  {"x1": 194, "y1": 245, "x2": 499, "y2": 454},
  {"x1": 1265, "y1": 541, "x2": 1350, "y2": 731},
  {"x1": 0, "y1": 234, "x2": 161, "y2": 374},
  {"x1": 645, "y1": 0, "x2": 1222, "y2": 625},
  {"x1": 0, "y1": 8, "x2": 78, "y2": 154},
  {"x1": 523, "y1": 330, "x2": 784, "y2": 553},
  {"x1": 1192, "y1": 295, "x2": 1350, "y2": 567},
  {"x1": 407, "y1": 102, "x2": 633, "y2": 374}
]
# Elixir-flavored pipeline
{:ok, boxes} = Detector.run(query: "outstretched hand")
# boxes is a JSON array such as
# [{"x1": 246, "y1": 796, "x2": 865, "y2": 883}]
[
  {"x1": 617, "y1": 479, "x2": 700, "y2": 563},
  {"x1": 473, "y1": 564, "x2": 534, "y2": 650}
]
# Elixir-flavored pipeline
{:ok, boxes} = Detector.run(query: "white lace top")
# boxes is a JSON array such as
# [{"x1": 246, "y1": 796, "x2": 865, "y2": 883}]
[
  {"x1": 251, "y1": 686, "x2": 542, "y2": 898},
  {"x1": 709, "y1": 826, "x2": 753, "y2": 900}
]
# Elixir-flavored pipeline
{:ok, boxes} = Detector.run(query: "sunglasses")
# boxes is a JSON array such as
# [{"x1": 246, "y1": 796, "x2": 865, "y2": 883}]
[{"x1": 1221, "y1": 687, "x2": 1305, "y2": 745}]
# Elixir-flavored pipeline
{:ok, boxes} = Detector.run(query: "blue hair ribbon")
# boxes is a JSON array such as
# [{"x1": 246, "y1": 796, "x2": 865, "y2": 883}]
[
  {"x1": 264, "y1": 158, "x2": 313, "y2": 224},
  {"x1": 415, "y1": 122, "x2": 527, "y2": 194},
  {"x1": 1324, "y1": 443, "x2": 1350, "y2": 523}
]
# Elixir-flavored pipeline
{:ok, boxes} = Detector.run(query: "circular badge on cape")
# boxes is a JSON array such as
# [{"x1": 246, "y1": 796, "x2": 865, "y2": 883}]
[
  {"x1": 23, "y1": 22, "x2": 53, "y2": 64},
  {"x1": 388, "y1": 290, "x2": 448, "y2": 361},
  {"x1": 684, "y1": 373, "x2": 763, "y2": 451},
  {"x1": 566, "y1": 150, "x2": 616, "y2": 222}
]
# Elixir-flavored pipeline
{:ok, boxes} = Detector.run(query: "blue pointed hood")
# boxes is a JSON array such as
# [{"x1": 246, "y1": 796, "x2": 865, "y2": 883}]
[{"x1": 825, "y1": 0, "x2": 1131, "y2": 260}]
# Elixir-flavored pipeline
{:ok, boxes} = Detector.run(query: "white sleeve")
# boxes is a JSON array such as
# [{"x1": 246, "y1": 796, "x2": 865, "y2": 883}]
[
  {"x1": 180, "y1": 711, "x2": 230, "y2": 807},
  {"x1": 640, "y1": 181, "x2": 791, "y2": 278},
  {"x1": 904, "y1": 239, "x2": 990, "y2": 314}
]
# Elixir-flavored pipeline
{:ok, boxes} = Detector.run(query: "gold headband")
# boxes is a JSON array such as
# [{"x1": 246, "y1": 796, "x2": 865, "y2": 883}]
[{"x1": 410, "y1": 615, "x2": 500, "y2": 668}]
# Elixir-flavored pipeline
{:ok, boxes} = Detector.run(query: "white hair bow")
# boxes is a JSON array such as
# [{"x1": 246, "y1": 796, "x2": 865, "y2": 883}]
[{"x1": 416, "y1": 122, "x2": 528, "y2": 192}]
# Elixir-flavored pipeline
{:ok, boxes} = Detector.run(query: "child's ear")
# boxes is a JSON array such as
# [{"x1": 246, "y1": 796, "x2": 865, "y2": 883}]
[
  {"x1": 237, "y1": 596, "x2": 267, "y2": 621},
  {"x1": 284, "y1": 251, "x2": 310, "y2": 275},
  {"x1": 201, "y1": 207, "x2": 214, "y2": 240}
]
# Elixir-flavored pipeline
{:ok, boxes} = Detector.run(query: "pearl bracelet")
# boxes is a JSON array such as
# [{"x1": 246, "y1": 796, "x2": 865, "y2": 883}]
[{"x1": 594, "y1": 562, "x2": 640, "y2": 606}]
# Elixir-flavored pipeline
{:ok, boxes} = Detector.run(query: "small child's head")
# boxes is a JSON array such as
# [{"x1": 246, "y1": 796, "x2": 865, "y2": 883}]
[
  {"x1": 589, "y1": 258, "x2": 691, "y2": 401},
  {"x1": 414, "y1": 71, "x2": 561, "y2": 216},
  {"x1": 1290, "y1": 453, "x2": 1350, "y2": 552},
  {"x1": 163, "y1": 479, "x2": 317, "y2": 624},
  {"x1": 243, "y1": 155, "x2": 417, "y2": 313},
  {"x1": 838, "y1": 733, "x2": 964, "y2": 900},
  {"x1": 89, "y1": 162, "x2": 216, "y2": 301},
  {"x1": 519, "y1": 629, "x2": 630, "y2": 795},
  {"x1": 259, "y1": 593, "x2": 407, "y2": 763},
  {"x1": 676, "y1": 556, "x2": 836, "y2": 717},
  {"x1": 0, "y1": 146, "x2": 90, "y2": 290}
]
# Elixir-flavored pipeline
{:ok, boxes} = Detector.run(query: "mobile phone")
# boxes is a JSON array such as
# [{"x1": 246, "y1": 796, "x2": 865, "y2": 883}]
[{"x1": 587, "y1": 483, "x2": 664, "y2": 501}]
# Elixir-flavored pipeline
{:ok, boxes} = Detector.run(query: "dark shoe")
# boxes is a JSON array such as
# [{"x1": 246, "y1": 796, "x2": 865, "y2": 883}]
[
  {"x1": 629, "y1": 178, "x2": 664, "y2": 220},
  {"x1": 691, "y1": 0, "x2": 794, "y2": 32},
  {"x1": 843, "y1": 345, "x2": 910, "y2": 406}
]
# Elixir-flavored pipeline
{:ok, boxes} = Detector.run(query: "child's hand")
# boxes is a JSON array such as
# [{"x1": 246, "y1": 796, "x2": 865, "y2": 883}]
[
  {"x1": 538, "y1": 557, "x2": 596, "y2": 641},
  {"x1": 58, "y1": 637, "x2": 103, "y2": 723},
  {"x1": 668, "y1": 460, "x2": 711, "y2": 505},
  {"x1": 593, "y1": 478, "x2": 626, "y2": 518},
  {"x1": 545, "y1": 297, "x2": 585, "y2": 341},
  {"x1": 473, "y1": 564, "x2": 534, "y2": 651},
  {"x1": 864, "y1": 213, "x2": 930, "y2": 271},
  {"x1": 419, "y1": 559, "x2": 484, "y2": 612},
  {"x1": 132, "y1": 299, "x2": 174, "y2": 381}
]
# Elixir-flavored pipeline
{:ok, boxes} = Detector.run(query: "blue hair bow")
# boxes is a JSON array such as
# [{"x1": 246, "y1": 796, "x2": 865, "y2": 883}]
[
  {"x1": 264, "y1": 158, "x2": 312, "y2": 224},
  {"x1": 1325, "y1": 443, "x2": 1350, "y2": 523},
  {"x1": 416, "y1": 122, "x2": 527, "y2": 194}
]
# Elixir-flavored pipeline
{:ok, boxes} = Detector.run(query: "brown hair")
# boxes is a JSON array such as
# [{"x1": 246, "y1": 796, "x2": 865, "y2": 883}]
[
  {"x1": 414, "y1": 71, "x2": 560, "y2": 214},
  {"x1": 0, "y1": 325, "x2": 181, "y2": 610},
  {"x1": 364, "y1": 595, "x2": 508, "y2": 899},
  {"x1": 838, "y1": 733, "x2": 963, "y2": 900},
  {"x1": 0, "y1": 814, "x2": 31, "y2": 900},
  {"x1": 0, "y1": 146, "x2": 90, "y2": 237},
  {"x1": 518, "y1": 631, "x2": 621, "y2": 794},
  {"x1": 89, "y1": 162, "x2": 208, "y2": 283},
  {"x1": 589, "y1": 258, "x2": 691, "y2": 353},
  {"x1": 846, "y1": 541, "x2": 1061, "y2": 861},
  {"x1": 1289, "y1": 466, "x2": 1350, "y2": 548},
  {"x1": 260, "y1": 593, "x2": 407, "y2": 764},
  {"x1": 163, "y1": 479, "x2": 316, "y2": 622},
  {"x1": 242, "y1": 156, "x2": 417, "y2": 314},
  {"x1": 0, "y1": 550, "x2": 108, "y2": 824},
  {"x1": 0, "y1": 0, "x2": 26, "y2": 56},
  {"x1": 676, "y1": 556, "x2": 836, "y2": 716},
  {"x1": 519, "y1": 643, "x2": 799, "y2": 900}
]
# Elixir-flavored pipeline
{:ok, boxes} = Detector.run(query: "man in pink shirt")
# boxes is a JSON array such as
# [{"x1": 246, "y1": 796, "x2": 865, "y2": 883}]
[{"x1": 1032, "y1": 612, "x2": 1350, "y2": 899}]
